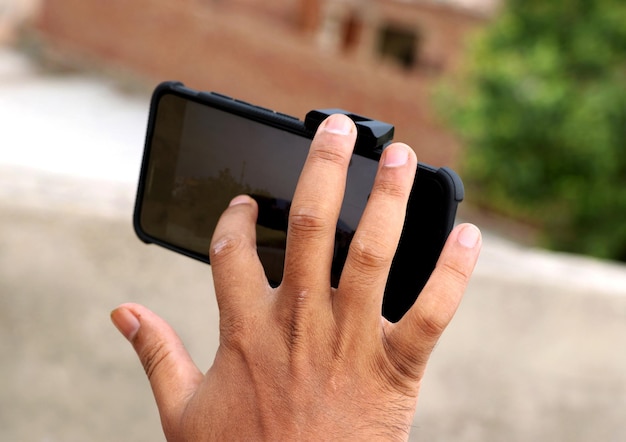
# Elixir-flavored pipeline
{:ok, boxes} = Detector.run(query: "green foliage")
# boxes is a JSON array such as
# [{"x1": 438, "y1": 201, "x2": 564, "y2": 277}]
[{"x1": 441, "y1": 0, "x2": 626, "y2": 260}]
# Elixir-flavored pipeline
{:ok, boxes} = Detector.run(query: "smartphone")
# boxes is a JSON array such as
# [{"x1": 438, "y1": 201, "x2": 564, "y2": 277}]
[{"x1": 134, "y1": 81, "x2": 464, "y2": 322}]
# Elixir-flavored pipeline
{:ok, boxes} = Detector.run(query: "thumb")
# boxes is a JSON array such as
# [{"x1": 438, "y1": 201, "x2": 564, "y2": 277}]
[{"x1": 111, "y1": 303, "x2": 203, "y2": 431}]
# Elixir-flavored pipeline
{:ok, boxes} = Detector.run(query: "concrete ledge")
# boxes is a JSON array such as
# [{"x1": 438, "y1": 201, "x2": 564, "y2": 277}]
[{"x1": 1, "y1": 168, "x2": 625, "y2": 441}]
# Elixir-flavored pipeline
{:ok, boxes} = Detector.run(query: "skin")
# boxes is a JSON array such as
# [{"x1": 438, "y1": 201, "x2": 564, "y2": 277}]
[{"x1": 111, "y1": 114, "x2": 482, "y2": 441}]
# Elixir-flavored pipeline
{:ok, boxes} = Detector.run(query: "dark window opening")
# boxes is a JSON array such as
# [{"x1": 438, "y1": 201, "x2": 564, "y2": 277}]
[
  {"x1": 377, "y1": 24, "x2": 419, "y2": 70},
  {"x1": 341, "y1": 12, "x2": 363, "y2": 52}
]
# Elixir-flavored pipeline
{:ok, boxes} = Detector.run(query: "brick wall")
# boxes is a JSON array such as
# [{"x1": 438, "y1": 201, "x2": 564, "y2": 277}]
[
  {"x1": 0, "y1": 0, "x2": 40, "y2": 43},
  {"x1": 35, "y1": 0, "x2": 485, "y2": 166}
]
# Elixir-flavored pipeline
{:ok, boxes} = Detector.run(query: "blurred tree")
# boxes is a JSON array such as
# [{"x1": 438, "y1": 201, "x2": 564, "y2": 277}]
[{"x1": 441, "y1": 0, "x2": 626, "y2": 260}]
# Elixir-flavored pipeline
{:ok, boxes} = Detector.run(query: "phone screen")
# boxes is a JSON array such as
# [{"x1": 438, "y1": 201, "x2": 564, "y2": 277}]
[
  {"x1": 139, "y1": 93, "x2": 378, "y2": 286},
  {"x1": 137, "y1": 85, "x2": 463, "y2": 322}
]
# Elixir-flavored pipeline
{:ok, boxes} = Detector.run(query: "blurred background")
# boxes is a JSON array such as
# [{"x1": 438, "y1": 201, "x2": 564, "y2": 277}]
[{"x1": 1, "y1": 0, "x2": 625, "y2": 440}]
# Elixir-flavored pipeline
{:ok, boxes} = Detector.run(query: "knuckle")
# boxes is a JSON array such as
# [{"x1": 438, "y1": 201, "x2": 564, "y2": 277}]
[
  {"x1": 372, "y1": 178, "x2": 409, "y2": 200},
  {"x1": 210, "y1": 232, "x2": 247, "y2": 262},
  {"x1": 309, "y1": 141, "x2": 350, "y2": 167},
  {"x1": 138, "y1": 339, "x2": 172, "y2": 381},
  {"x1": 281, "y1": 290, "x2": 311, "y2": 349},
  {"x1": 289, "y1": 207, "x2": 331, "y2": 238},
  {"x1": 415, "y1": 310, "x2": 447, "y2": 339},
  {"x1": 376, "y1": 333, "x2": 424, "y2": 394},
  {"x1": 348, "y1": 237, "x2": 390, "y2": 272},
  {"x1": 438, "y1": 260, "x2": 471, "y2": 288},
  {"x1": 220, "y1": 312, "x2": 251, "y2": 350}
]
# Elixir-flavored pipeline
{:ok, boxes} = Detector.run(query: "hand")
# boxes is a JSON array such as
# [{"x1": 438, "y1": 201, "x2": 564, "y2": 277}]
[{"x1": 111, "y1": 114, "x2": 482, "y2": 441}]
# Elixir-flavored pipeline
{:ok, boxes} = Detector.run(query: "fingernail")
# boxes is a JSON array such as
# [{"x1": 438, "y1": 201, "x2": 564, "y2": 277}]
[
  {"x1": 229, "y1": 195, "x2": 251, "y2": 207},
  {"x1": 322, "y1": 114, "x2": 353, "y2": 135},
  {"x1": 111, "y1": 307, "x2": 140, "y2": 341},
  {"x1": 457, "y1": 224, "x2": 481, "y2": 249},
  {"x1": 383, "y1": 144, "x2": 410, "y2": 167}
]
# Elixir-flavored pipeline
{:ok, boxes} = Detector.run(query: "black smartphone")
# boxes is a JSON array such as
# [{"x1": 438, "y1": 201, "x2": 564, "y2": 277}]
[{"x1": 134, "y1": 81, "x2": 464, "y2": 322}]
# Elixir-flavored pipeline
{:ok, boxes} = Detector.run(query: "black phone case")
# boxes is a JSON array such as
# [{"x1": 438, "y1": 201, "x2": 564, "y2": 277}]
[{"x1": 134, "y1": 81, "x2": 464, "y2": 322}]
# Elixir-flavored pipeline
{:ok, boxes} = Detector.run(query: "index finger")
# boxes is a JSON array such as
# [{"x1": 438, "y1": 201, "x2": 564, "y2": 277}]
[{"x1": 280, "y1": 114, "x2": 357, "y2": 292}]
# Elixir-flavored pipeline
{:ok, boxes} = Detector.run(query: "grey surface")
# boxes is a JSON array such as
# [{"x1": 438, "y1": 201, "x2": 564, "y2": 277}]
[{"x1": 1, "y1": 48, "x2": 626, "y2": 441}]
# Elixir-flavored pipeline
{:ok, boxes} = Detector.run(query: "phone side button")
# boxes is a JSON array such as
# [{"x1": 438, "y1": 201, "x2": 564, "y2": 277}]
[
  {"x1": 276, "y1": 112, "x2": 300, "y2": 121},
  {"x1": 234, "y1": 98, "x2": 254, "y2": 106},
  {"x1": 209, "y1": 92, "x2": 234, "y2": 101},
  {"x1": 252, "y1": 104, "x2": 274, "y2": 114}
]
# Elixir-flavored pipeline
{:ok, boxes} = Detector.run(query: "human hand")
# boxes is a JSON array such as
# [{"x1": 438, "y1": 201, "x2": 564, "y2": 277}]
[{"x1": 111, "y1": 114, "x2": 482, "y2": 441}]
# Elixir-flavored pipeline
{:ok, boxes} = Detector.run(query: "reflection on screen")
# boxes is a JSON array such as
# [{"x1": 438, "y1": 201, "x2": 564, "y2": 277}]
[{"x1": 142, "y1": 96, "x2": 377, "y2": 285}]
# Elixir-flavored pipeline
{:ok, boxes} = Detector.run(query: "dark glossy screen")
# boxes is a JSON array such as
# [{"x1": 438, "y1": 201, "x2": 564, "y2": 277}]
[{"x1": 139, "y1": 94, "x2": 377, "y2": 286}]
